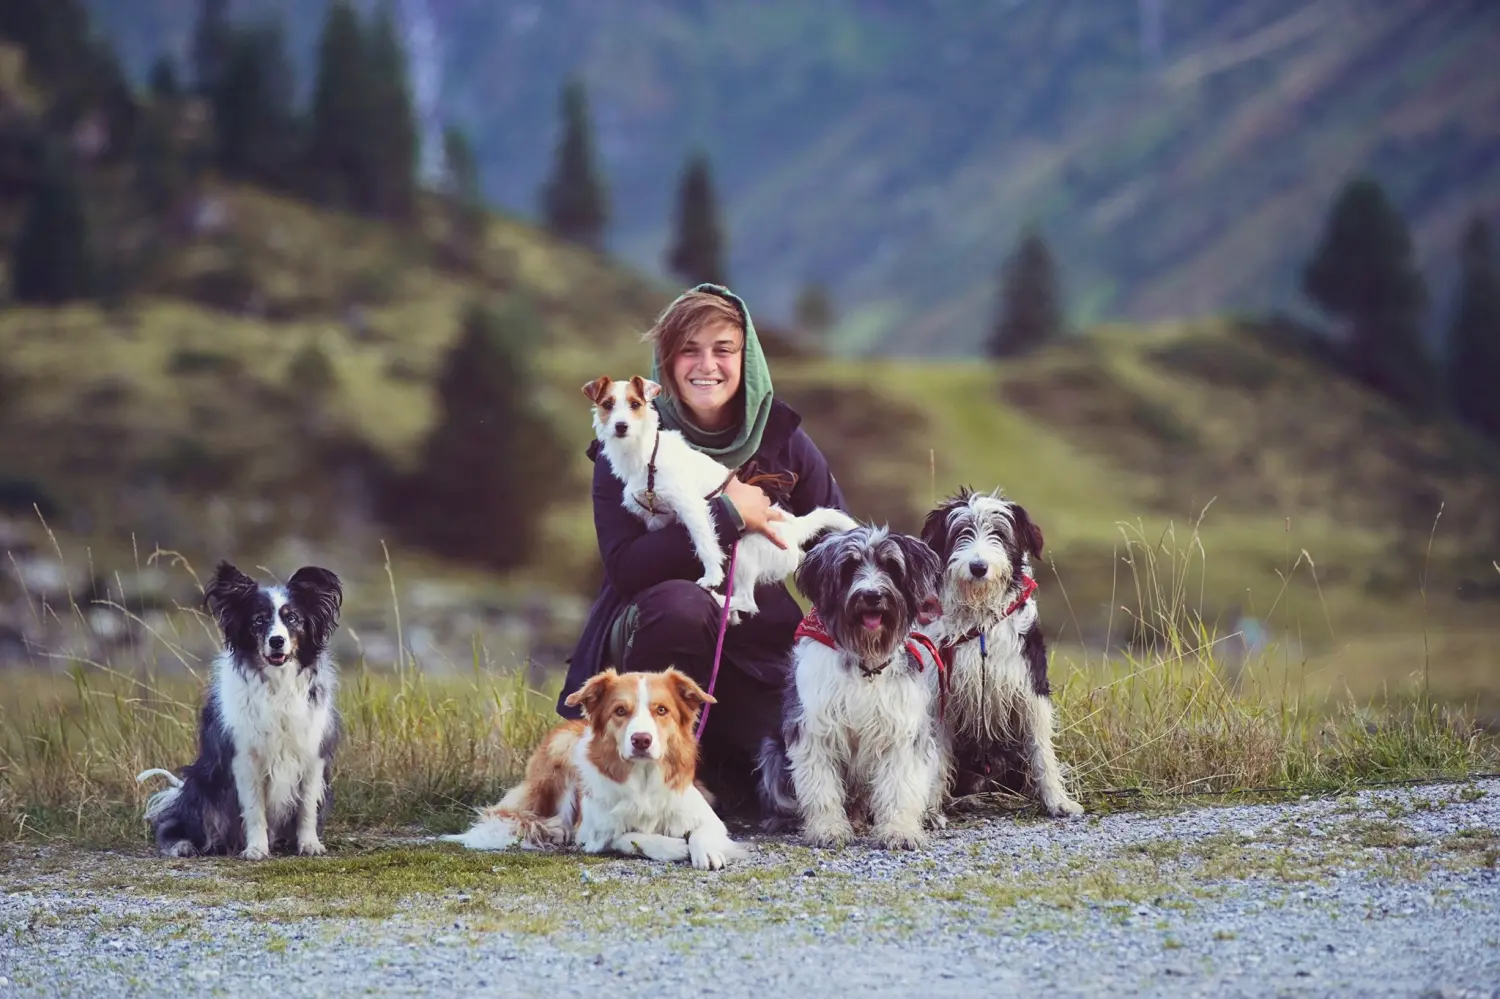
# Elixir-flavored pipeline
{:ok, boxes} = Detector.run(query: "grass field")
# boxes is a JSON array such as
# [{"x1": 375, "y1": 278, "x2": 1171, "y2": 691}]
[{"x1": 2, "y1": 524, "x2": 1493, "y2": 849}]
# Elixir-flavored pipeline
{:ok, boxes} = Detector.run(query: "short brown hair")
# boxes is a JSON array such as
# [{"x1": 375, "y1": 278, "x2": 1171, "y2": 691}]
[{"x1": 643, "y1": 291, "x2": 744, "y2": 397}]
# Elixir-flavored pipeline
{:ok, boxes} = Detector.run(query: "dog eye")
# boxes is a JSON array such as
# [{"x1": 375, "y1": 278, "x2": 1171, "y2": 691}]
[
  {"x1": 655, "y1": 705, "x2": 668, "y2": 716},
  {"x1": 614, "y1": 705, "x2": 629, "y2": 717},
  {"x1": 629, "y1": 400, "x2": 641, "y2": 410}
]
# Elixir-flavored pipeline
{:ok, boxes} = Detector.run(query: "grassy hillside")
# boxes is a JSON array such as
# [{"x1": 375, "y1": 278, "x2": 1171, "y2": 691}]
[
  {"x1": 3, "y1": 180, "x2": 1499, "y2": 713},
  {"x1": 88, "y1": 0, "x2": 1500, "y2": 353}
]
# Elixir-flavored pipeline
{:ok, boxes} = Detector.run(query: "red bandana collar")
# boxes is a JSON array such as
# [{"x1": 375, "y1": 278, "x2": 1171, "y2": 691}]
[{"x1": 794, "y1": 607, "x2": 949, "y2": 718}]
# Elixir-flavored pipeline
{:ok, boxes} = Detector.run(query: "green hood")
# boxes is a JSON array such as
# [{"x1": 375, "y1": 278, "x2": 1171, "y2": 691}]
[{"x1": 649, "y1": 282, "x2": 773, "y2": 470}]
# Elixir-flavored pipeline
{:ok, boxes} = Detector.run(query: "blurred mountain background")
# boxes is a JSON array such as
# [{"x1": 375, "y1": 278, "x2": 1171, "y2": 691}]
[
  {"x1": 2, "y1": 0, "x2": 1498, "y2": 714},
  {"x1": 84, "y1": 0, "x2": 1500, "y2": 353}
]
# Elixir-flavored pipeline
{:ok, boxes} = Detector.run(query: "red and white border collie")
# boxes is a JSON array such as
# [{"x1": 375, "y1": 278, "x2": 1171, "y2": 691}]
[{"x1": 443, "y1": 667, "x2": 748, "y2": 870}]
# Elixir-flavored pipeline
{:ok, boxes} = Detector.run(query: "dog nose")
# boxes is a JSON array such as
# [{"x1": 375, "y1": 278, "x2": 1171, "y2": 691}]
[
  {"x1": 631, "y1": 733, "x2": 652, "y2": 753},
  {"x1": 268, "y1": 635, "x2": 285, "y2": 649},
  {"x1": 855, "y1": 590, "x2": 882, "y2": 607},
  {"x1": 613, "y1": 421, "x2": 629, "y2": 437},
  {"x1": 968, "y1": 559, "x2": 988, "y2": 579}
]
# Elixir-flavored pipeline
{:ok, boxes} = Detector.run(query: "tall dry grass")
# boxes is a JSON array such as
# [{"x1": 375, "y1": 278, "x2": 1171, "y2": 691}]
[{"x1": 0, "y1": 511, "x2": 1494, "y2": 846}]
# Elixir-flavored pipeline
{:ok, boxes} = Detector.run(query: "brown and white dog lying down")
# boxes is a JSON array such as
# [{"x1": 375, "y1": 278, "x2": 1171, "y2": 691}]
[{"x1": 442, "y1": 668, "x2": 748, "y2": 870}]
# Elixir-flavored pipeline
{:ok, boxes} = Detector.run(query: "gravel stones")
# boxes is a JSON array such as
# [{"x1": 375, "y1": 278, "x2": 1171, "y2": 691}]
[{"x1": 2, "y1": 779, "x2": 1497, "y2": 998}]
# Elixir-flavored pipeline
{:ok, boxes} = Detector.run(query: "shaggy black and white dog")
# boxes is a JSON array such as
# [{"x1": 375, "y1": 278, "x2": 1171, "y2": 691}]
[
  {"x1": 757, "y1": 525, "x2": 947, "y2": 849},
  {"x1": 919, "y1": 487, "x2": 1082, "y2": 817},
  {"x1": 137, "y1": 561, "x2": 344, "y2": 859}
]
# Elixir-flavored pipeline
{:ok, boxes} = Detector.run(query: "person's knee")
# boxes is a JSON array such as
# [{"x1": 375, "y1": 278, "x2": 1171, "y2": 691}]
[{"x1": 624, "y1": 580, "x2": 719, "y2": 668}]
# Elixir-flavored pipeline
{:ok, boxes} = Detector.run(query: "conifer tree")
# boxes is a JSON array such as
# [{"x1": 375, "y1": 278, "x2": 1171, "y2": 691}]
[
  {"x1": 304, "y1": 0, "x2": 370, "y2": 211},
  {"x1": 361, "y1": 1, "x2": 418, "y2": 219},
  {"x1": 190, "y1": 0, "x2": 230, "y2": 96},
  {"x1": 539, "y1": 77, "x2": 608, "y2": 251},
  {"x1": 210, "y1": 20, "x2": 301, "y2": 191},
  {"x1": 988, "y1": 225, "x2": 1064, "y2": 358},
  {"x1": 1302, "y1": 176, "x2": 1434, "y2": 411},
  {"x1": 441, "y1": 125, "x2": 486, "y2": 248},
  {"x1": 148, "y1": 53, "x2": 180, "y2": 100},
  {"x1": 666, "y1": 150, "x2": 726, "y2": 286},
  {"x1": 795, "y1": 283, "x2": 834, "y2": 340},
  {"x1": 408, "y1": 299, "x2": 568, "y2": 569},
  {"x1": 1447, "y1": 216, "x2": 1500, "y2": 443},
  {"x1": 10, "y1": 143, "x2": 93, "y2": 304}
]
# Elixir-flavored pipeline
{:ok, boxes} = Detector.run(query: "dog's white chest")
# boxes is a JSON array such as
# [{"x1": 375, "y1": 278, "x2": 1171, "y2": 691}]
[
  {"x1": 220, "y1": 667, "x2": 330, "y2": 818},
  {"x1": 796, "y1": 643, "x2": 935, "y2": 754}
]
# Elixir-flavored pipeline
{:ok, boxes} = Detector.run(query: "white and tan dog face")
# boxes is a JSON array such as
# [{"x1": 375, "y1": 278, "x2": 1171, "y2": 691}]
[
  {"x1": 565, "y1": 667, "x2": 714, "y2": 768},
  {"x1": 920, "y1": 487, "x2": 1043, "y2": 606},
  {"x1": 582, "y1": 375, "x2": 662, "y2": 446}
]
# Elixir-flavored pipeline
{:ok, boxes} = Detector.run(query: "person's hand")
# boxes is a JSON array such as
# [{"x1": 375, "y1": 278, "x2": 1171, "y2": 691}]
[{"x1": 723, "y1": 476, "x2": 788, "y2": 550}]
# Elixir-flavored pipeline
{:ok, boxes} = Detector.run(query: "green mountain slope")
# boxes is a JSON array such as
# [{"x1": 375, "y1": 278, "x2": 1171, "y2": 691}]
[{"x1": 89, "y1": 0, "x2": 1500, "y2": 354}]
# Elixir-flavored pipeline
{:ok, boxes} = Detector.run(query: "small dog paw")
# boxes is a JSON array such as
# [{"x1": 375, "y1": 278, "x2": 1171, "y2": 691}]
[
  {"x1": 689, "y1": 838, "x2": 729, "y2": 871},
  {"x1": 163, "y1": 840, "x2": 198, "y2": 859},
  {"x1": 297, "y1": 838, "x2": 327, "y2": 857},
  {"x1": 1044, "y1": 792, "x2": 1084, "y2": 818},
  {"x1": 874, "y1": 825, "x2": 927, "y2": 851},
  {"x1": 240, "y1": 844, "x2": 270, "y2": 861},
  {"x1": 803, "y1": 820, "x2": 854, "y2": 849},
  {"x1": 695, "y1": 572, "x2": 725, "y2": 592}
]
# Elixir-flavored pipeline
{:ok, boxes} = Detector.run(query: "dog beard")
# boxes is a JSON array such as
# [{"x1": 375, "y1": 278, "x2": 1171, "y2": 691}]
[{"x1": 829, "y1": 600, "x2": 910, "y2": 665}]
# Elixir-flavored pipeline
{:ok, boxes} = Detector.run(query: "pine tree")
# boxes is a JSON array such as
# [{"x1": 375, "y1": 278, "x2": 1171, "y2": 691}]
[
  {"x1": 148, "y1": 53, "x2": 180, "y2": 100},
  {"x1": 666, "y1": 150, "x2": 726, "y2": 286},
  {"x1": 361, "y1": 1, "x2": 418, "y2": 219},
  {"x1": 304, "y1": 0, "x2": 371, "y2": 212},
  {"x1": 190, "y1": 0, "x2": 230, "y2": 96},
  {"x1": 795, "y1": 283, "x2": 834, "y2": 340},
  {"x1": 210, "y1": 19, "x2": 301, "y2": 191},
  {"x1": 441, "y1": 125, "x2": 486, "y2": 248},
  {"x1": 1302, "y1": 176, "x2": 1434, "y2": 411},
  {"x1": 539, "y1": 77, "x2": 608, "y2": 251},
  {"x1": 988, "y1": 225, "x2": 1064, "y2": 358},
  {"x1": 10, "y1": 143, "x2": 93, "y2": 304},
  {"x1": 1447, "y1": 216, "x2": 1500, "y2": 443},
  {"x1": 406, "y1": 299, "x2": 568, "y2": 569}
]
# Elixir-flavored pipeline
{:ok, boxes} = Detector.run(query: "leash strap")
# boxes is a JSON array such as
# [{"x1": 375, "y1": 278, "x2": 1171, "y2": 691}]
[{"x1": 694, "y1": 538, "x2": 738, "y2": 742}]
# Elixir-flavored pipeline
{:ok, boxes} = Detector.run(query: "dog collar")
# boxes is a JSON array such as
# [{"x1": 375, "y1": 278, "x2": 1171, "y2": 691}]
[
  {"x1": 937, "y1": 574, "x2": 1038, "y2": 669},
  {"x1": 635, "y1": 424, "x2": 737, "y2": 516},
  {"x1": 794, "y1": 609, "x2": 949, "y2": 719}
]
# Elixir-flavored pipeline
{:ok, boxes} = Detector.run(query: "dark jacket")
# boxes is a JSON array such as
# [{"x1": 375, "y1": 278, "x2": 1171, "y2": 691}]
[{"x1": 557, "y1": 397, "x2": 847, "y2": 716}]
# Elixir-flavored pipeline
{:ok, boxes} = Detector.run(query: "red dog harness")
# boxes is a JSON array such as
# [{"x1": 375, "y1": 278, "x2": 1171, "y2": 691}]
[
  {"x1": 793, "y1": 608, "x2": 950, "y2": 721},
  {"x1": 936, "y1": 574, "x2": 1037, "y2": 671}
]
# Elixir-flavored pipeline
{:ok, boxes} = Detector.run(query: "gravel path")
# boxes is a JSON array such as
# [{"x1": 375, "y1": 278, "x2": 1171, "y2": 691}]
[{"x1": 3, "y1": 780, "x2": 1498, "y2": 998}]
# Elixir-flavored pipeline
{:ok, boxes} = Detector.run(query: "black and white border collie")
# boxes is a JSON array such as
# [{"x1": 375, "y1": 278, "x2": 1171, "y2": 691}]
[
  {"x1": 919, "y1": 487, "x2": 1082, "y2": 817},
  {"x1": 757, "y1": 525, "x2": 947, "y2": 849},
  {"x1": 137, "y1": 561, "x2": 344, "y2": 859}
]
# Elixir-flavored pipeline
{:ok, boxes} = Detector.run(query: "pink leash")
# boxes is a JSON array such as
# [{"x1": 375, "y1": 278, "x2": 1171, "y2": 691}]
[{"x1": 694, "y1": 539, "x2": 738, "y2": 742}]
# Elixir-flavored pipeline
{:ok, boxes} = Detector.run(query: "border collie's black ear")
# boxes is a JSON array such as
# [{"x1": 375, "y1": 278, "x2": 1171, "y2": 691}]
[
  {"x1": 288, "y1": 566, "x2": 343, "y2": 647},
  {"x1": 564, "y1": 668, "x2": 618, "y2": 718},
  {"x1": 204, "y1": 561, "x2": 258, "y2": 633},
  {"x1": 1009, "y1": 503, "x2": 1044, "y2": 561}
]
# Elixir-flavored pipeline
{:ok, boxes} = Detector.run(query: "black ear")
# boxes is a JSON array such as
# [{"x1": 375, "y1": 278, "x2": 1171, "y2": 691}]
[
  {"x1": 288, "y1": 566, "x2": 343, "y2": 648},
  {"x1": 204, "y1": 561, "x2": 258, "y2": 634},
  {"x1": 1009, "y1": 503, "x2": 1044, "y2": 561},
  {"x1": 895, "y1": 534, "x2": 943, "y2": 604},
  {"x1": 795, "y1": 533, "x2": 843, "y2": 613},
  {"x1": 920, "y1": 490, "x2": 969, "y2": 559}
]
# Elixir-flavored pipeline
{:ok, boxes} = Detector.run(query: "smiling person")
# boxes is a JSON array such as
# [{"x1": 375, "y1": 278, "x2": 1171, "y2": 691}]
[{"x1": 559, "y1": 283, "x2": 849, "y2": 816}]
